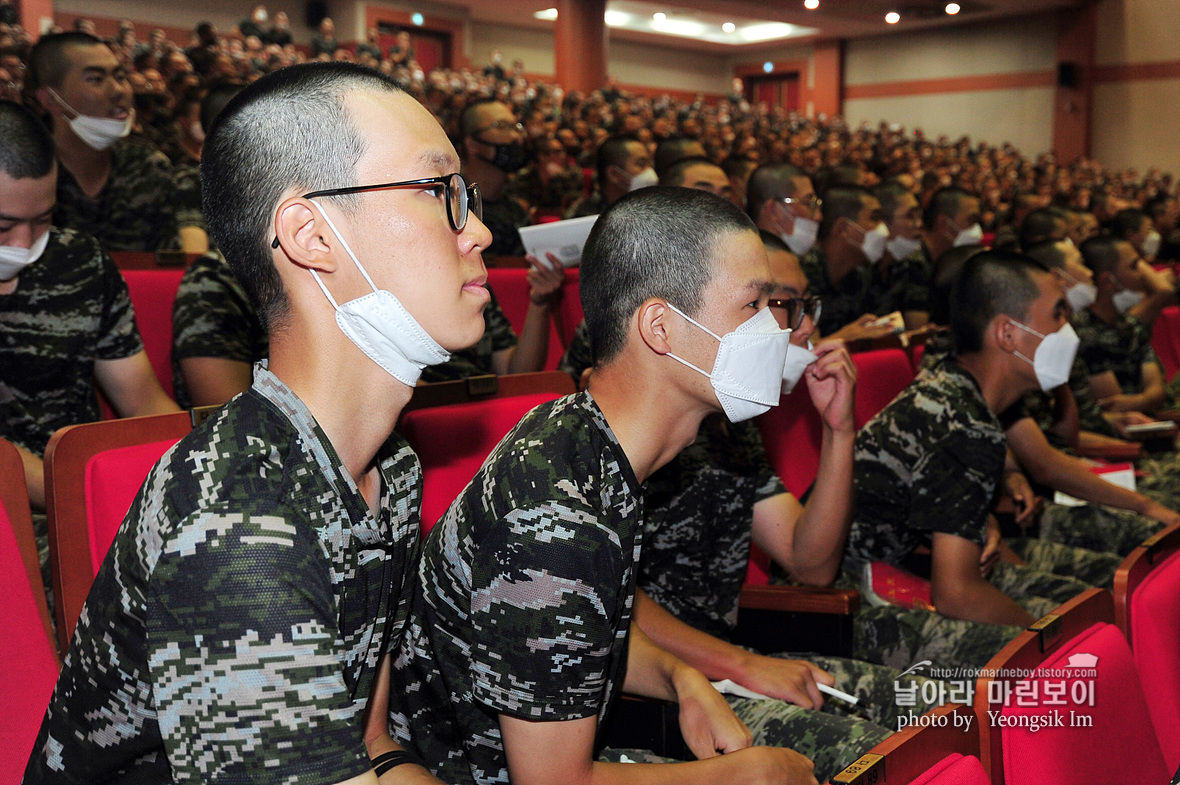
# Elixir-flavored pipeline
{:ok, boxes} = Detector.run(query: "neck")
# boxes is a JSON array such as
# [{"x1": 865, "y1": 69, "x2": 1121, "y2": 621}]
[
  {"x1": 54, "y1": 125, "x2": 112, "y2": 184},
  {"x1": 586, "y1": 360, "x2": 711, "y2": 484},
  {"x1": 925, "y1": 235, "x2": 951, "y2": 265},
  {"x1": 603, "y1": 182, "x2": 628, "y2": 206},
  {"x1": 956, "y1": 350, "x2": 1030, "y2": 414},
  {"x1": 821, "y1": 237, "x2": 864, "y2": 284},
  {"x1": 1088, "y1": 294, "x2": 1119, "y2": 325}
]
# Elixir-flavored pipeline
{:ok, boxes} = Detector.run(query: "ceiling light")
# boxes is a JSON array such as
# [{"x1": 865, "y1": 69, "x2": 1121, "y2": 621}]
[
  {"x1": 804, "y1": 0, "x2": 819, "y2": 8},
  {"x1": 740, "y1": 22, "x2": 804, "y2": 42},
  {"x1": 534, "y1": 8, "x2": 557, "y2": 21},
  {"x1": 945, "y1": 2, "x2": 960, "y2": 12},
  {"x1": 604, "y1": 10, "x2": 631, "y2": 26},
  {"x1": 722, "y1": 22, "x2": 736, "y2": 33},
  {"x1": 763, "y1": 61, "x2": 774, "y2": 73},
  {"x1": 653, "y1": 12, "x2": 666, "y2": 21},
  {"x1": 885, "y1": 11, "x2": 900, "y2": 23},
  {"x1": 411, "y1": 12, "x2": 424, "y2": 25}
]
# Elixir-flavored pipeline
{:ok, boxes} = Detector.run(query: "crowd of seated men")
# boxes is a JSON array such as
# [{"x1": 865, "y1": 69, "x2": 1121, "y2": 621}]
[{"x1": 4, "y1": 10, "x2": 1180, "y2": 784}]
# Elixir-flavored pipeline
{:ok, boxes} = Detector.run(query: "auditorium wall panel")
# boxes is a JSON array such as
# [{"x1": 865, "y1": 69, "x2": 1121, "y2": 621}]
[{"x1": 1092, "y1": 78, "x2": 1180, "y2": 175}]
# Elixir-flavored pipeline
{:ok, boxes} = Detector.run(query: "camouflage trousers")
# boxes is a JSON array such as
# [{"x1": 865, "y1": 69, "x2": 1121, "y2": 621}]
[
  {"x1": 853, "y1": 538, "x2": 1111, "y2": 674},
  {"x1": 31, "y1": 512, "x2": 55, "y2": 626},
  {"x1": 1137, "y1": 453, "x2": 1180, "y2": 509},
  {"x1": 1037, "y1": 502, "x2": 1164, "y2": 557}
]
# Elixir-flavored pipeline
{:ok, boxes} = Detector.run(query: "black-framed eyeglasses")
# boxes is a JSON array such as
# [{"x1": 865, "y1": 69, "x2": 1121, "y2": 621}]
[
  {"x1": 473, "y1": 120, "x2": 524, "y2": 137},
  {"x1": 769, "y1": 296, "x2": 823, "y2": 331},
  {"x1": 778, "y1": 195, "x2": 823, "y2": 210},
  {"x1": 271, "y1": 172, "x2": 481, "y2": 248}
]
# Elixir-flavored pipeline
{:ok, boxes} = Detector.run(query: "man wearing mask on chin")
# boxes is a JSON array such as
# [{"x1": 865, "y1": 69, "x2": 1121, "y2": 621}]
[
  {"x1": 796, "y1": 185, "x2": 896, "y2": 344},
  {"x1": 29, "y1": 33, "x2": 186, "y2": 253},
  {"x1": 923, "y1": 186, "x2": 984, "y2": 268},
  {"x1": 1074, "y1": 235, "x2": 1173, "y2": 415}
]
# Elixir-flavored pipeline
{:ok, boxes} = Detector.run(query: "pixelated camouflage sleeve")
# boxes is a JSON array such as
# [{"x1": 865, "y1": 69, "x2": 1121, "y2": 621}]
[
  {"x1": 906, "y1": 435, "x2": 993, "y2": 547},
  {"x1": 468, "y1": 501, "x2": 626, "y2": 721},
  {"x1": 172, "y1": 254, "x2": 267, "y2": 364},
  {"x1": 94, "y1": 244, "x2": 144, "y2": 361},
  {"x1": 147, "y1": 503, "x2": 372, "y2": 783}
]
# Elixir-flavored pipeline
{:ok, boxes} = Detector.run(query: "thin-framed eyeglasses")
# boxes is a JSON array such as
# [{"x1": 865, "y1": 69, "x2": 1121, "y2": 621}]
[
  {"x1": 768, "y1": 296, "x2": 823, "y2": 331},
  {"x1": 777, "y1": 195, "x2": 823, "y2": 211},
  {"x1": 271, "y1": 172, "x2": 481, "y2": 248}
]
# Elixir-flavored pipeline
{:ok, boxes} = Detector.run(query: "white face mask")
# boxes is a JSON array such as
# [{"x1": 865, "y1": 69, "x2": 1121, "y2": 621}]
[
  {"x1": 308, "y1": 201, "x2": 450, "y2": 386},
  {"x1": 781, "y1": 339, "x2": 817, "y2": 395},
  {"x1": 886, "y1": 234, "x2": 922, "y2": 261},
  {"x1": 780, "y1": 215, "x2": 819, "y2": 257},
  {"x1": 854, "y1": 221, "x2": 890, "y2": 264},
  {"x1": 1142, "y1": 230, "x2": 1162, "y2": 258},
  {"x1": 49, "y1": 89, "x2": 133, "y2": 151},
  {"x1": 1112, "y1": 287, "x2": 1145, "y2": 314},
  {"x1": 952, "y1": 221, "x2": 984, "y2": 247},
  {"x1": 628, "y1": 166, "x2": 658, "y2": 192},
  {"x1": 665, "y1": 304, "x2": 791, "y2": 422},
  {"x1": 0, "y1": 229, "x2": 50, "y2": 281},
  {"x1": 1011, "y1": 321, "x2": 1080, "y2": 391}
]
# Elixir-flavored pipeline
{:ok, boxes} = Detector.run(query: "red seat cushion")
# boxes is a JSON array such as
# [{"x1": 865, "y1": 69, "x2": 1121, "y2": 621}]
[
  {"x1": 0, "y1": 504, "x2": 59, "y2": 783},
  {"x1": 486, "y1": 268, "x2": 565, "y2": 370},
  {"x1": 557, "y1": 269, "x2": 582, "y2": 347},
  {"x1": 121, "y1": 269, "x2": 186, "y2": 398},
  {"x1": 401, "y1": 393, "x2": 561, "y2": 531},
  {"x1": 997, "y1": 622, "x2": 1168, "y2": 785},
  {"x1": 84, "y1": 438, "x2": 180, "y2": 573},
  {"x1": 910, "y1": 754, "x2": 989, "y2": 785},
  {"x1": 1129, "y1": 547, "x2": 1180, "y2": 770},
  {"x1": 851, "y1": 348, "x2": 914, "y2": 428}
]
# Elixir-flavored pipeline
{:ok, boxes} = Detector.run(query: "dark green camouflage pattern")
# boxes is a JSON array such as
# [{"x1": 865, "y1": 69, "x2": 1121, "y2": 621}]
[
  {"x1": 390, "y1": 392, "x2": 642, "y2": 785},
  {"x1": 559, "y1": 318, "x2": 593, "y2": 382},
  {"x1": 864, "y1": 249, "x2": 931, "y2": 318},
  {"x1": 0, "y1": 227, "x2": 142, "y2": 456},
  {"x1": 1037, "y1": 502, "x2": 1164, "y2": 556},
  {"x1": 171, "y1": 158, "x2": 206, "y2": 235},
  {"x1": 170, "y1": 251, "x2": 268, "y2": 408},
  {"x1": 54, "y1": 137, "x2": 181, "y2": 252},
  {"x1": 799, "y1": 246, "x2": 873, "y2": 336},
  {"x1": 26, "y1": 363, "x2": 422, "y2": 783},
  {"x1": 1072, "y1": 308, "x2": 1161, "y2": 393}
]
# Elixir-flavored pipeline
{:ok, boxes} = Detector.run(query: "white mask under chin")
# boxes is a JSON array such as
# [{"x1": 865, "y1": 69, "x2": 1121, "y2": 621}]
[
  {"x1": 1064, "y1": 280, "x2": 1097, "y2": 311},
  {"x1": 886, "y1": 235, "x2": 922, "y2": 261},
  {"x1": 0, "y1": 229, "x2": 50, "y2": 280},
  {"x1": 1142, "y1": 231, "x2": 1162, "y2": 259},
  {"x1": 308, "y1": 201, "x2": 450, "y2": 385},
  {"x1": 50, "y1": 90, "x2": 134, "y2": 151},
  {"x1": 860, "y1": 222, "x2": 890, "y2": 264},
  {"x1": 781, "y1": 216, "x2": 819, "y2": 256},
  {"x1": 781, "y1": 340, "x2": 818, "y2": 395},
  {"x1": 665, "y1": 305, "x2": 791, "y2": 422},
  {"x1": 1112, "y1": 288, "x2": 1145, "y2": 314},
  {"x1": 953, "y1": 222, "x2": 984, "y2": 247},
  {"x1": 628, "y1": 167, "x2": 659, "y2": 192}
]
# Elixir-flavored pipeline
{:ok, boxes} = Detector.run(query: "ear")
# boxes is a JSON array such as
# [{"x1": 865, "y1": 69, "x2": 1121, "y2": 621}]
[
  {"x1": 992, "y1": 316, "x2": 1019, "y2": 353},
  {"x1": 274, "y1": 196, "x2": 337, "y2": 273},
  {"x1": 35, "y1": 87, "x2": 62, "y2": 118},
  {"x1": 637, "y1": 298, "x2": 674, "y2": 356}
]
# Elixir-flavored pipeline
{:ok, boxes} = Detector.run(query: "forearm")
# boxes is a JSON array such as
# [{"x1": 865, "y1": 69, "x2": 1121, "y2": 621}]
[
  {"x1": 932, "y1": 574, "x2": 1034, "y2": 626},
  {"x1": 632, "y1": 591, "x2": 750, "y2": 683},
  {"x1": 787, "y1": 426, "x2": 855, "y2": 585},
  {"x1": 178, "y1": 225, "x2": 209, "y2": 254},
  {"x1": 620, "y1": 620, "x2": 692, "y2": 702},
  {"x1": 506, "y1": 302, "x2": 554, "y2": 374},
  {"x1": 1029, "y1": 444, "x2": 1152, "y2": 513},
  {"x1": 16, "y1": 443, "x2": 44, "y2": 510}
]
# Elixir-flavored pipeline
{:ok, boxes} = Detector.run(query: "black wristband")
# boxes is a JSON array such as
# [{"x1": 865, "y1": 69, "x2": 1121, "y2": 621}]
[{"x1": 372, "y1": 750, "x2": 421, "y2": 778}]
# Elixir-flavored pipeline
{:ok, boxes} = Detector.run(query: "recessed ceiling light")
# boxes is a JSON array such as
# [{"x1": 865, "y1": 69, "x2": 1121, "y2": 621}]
[
  {"x1": 722, "y1": 22, "x2": 736, "y2": 32},
  {"x1": 885, "y1": 11, "x2": 900, "y2": 23},
  {"x1": 763, "y1": 61, "x2": 774, "y2": 73},
  {"x1": 534, "y1": 7, "x2": 557, "y2": 21},
  {"x1": 411, "y1": 12, "x2": 424, "y2": 25},
  {"x1": 804, "y1": 0, "x2": 819, "y2": 8},
  {"x1": 945, "y1": 2, "x2": 961, "y2": 13},
  {"x1": 653, "y1": 12, "x2": 666, "y2": 21}
]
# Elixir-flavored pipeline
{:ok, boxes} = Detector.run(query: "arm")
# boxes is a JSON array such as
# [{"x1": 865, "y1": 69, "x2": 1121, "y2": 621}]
[
  {"x1": 822, "y1": 314, "x2": 897, "y2": 344},
  {"x1": 633, "y1": 590, "x2": 830, "y2": 709},
  {"x1": 362, "y1": 656, "x2": 443, "y2": 784},
  {"x1": 752, "y1": 340, "x2": 856, "y2": 586},
  {"x1": 491, "y1": 255, "x2": 564, "y2": 375},
  {"x1": 178, "y1": 226, "x2": 209, "y2": 254},
  {"x1": 1006, "y1": 416, "x2": 1180, "y2": 525},
  {"x1": 1128, "y1": 261, "x2": 1176, "y2": 327},
  {"x1": 929, "y1": 532, "x2": 1035, "y2": 626},
  {"x1": 902, "y1": 311, "x2": 929, "y2": 330},
  {"x1": 1046, "y1": 384, "x2": 1080, "y2": 447},
  {"x1": 499, "y1": 624, "x2": 817, "y2": 785},
  {"x1": 94, "y1": 352, "x2": 180, "y2": 417},
  {"x1": 16, "y1": 442, "x2": 44, "y2": 510},
  {"x1": 1099, "y1": 361, "x2": 1166, "y2": 413},
  {"x1": 178, "y1": 356, "x2": 254, "y2": 407}
]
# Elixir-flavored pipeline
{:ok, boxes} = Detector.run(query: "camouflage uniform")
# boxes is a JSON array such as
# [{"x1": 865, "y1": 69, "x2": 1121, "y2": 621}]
[
  {"x1": 26, "y1": 363, "x2": 422, "y2": 782},
  {"x1": 171, "y1": 157, "x2": 207, "y2": 240},
  {"x1": 170, "y1": 251, "x2": 269, "y2": 409},
  {"x1": 799, "y1": 246, "x2": 872, "y2": 337},
  {"x1": 54, "y1": 137, "x2": 181, "y2": 252},
  {"x1": 419, "y1": 292, "x2": 518, "y2": 382},
  {"x1": 641, "y1": 415, "x2": 941, "y2": 779},
  {"x1": 847, "y1": 355, "x2": 1106, "y2": 671},
  {"x1": 559, "y1": 318, "x2": 593, "y2": 382},
  {"x1": 507, "y1": 165, "x2": 584, "y2": 212},
  {"x1": 390, "y1": 392, "x2": 642, "y2": 785},
  {"x1": 0, "y1": 227, "x2": 142, "y2": 457},
  {"x1": 481, "y1": 195, "x2": 528, "y2": 258},
  {"x1": 566, "y1": 190, "x2": 610, "y2": 219},
  {"x1": 1071, "y1": 307, "x2": 1161, "y2": 394},
  {"x1": 864, "y1": 250, "x2": 931, "y2": 319}
]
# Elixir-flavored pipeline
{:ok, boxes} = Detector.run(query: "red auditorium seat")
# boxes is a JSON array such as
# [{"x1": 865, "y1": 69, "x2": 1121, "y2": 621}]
[
  {"x1": 398, "y1": 372, "x2": 577, "y2": 531},
  {"x1": 1151, "y1": 306, "x2": 1180, "y2": 381},
  {"x1": 556, "y1": 268, "x2": 582, "y2": 346},
  {"x1": 43, "y1": 410, "x2": 206, "y2": 649},
  {"x1": 1114, "y1": 524, "x2": 1180, "y2": 770},
  {"x1": 974, "y1": 588, "x2": 1169, "y2": 785},
  {"x1": 120, "y1": 268, "x2": 187, "y2": 398},
  {"x1": 851, "y1": 348, "x2": 915, "y2": 428},
  {"x1": 0, "y1": 439, "x2": 60, "y2": 784},
  {"x1": 831, "y1": 705, "x2": 986, "y2": 785},
  {"x1": 485, "y1": 266, "x2": 566, "y2": 370}
]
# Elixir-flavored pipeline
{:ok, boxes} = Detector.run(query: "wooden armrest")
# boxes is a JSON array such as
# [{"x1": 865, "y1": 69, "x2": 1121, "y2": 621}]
[
  {"x1": 739, "y1": 584, "x2": 861, "y2": 615},
  {"x1": 1075, "y1": 442, "x2": 1144, "y2": 461}
]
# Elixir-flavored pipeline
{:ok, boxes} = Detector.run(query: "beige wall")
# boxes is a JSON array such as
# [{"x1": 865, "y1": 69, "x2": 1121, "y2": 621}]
[
  {"x1": 469, "y1": 22, "x2": 554, "y2": 75},
  {"x1": 1095, "y1": 0, "x2": 1174, "y2": 66}
]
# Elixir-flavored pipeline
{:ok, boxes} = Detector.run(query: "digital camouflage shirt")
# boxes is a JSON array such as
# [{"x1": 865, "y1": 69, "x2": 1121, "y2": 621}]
[
  {"x1": 25, "y1": 364, "x2": 422, "y2": 784},
  {"x1": 54, "y1": 137, "x2": 181, "y2": 252},
  {"x1": 558, "y1": 318, "x2": 592, "y2": 382},
  {"x1": 845, "y1": 354, "x2": 1004, "y2": 573},
  {"x1": 641, "y1": 415, "x2": 785, "y2": 639},
  {"x1": 864, "y1": 249, "x2": 931, "y2": 318},
  {"x1": 172, "y1": 158, "x2": 206, "y2": 236},
  {"x1": 800, "y1": 246, "x2": 873, "y2": 337},
  {"x1": 419, "y1": 292, "x2": 518, "y2": 383},
  {"x1": 170, "y1": 251, "x2": 268, "y2": 408},
  {"x1": 0, "y1": 227, "x2": 142, "y2": 456},
  {"x1": 390, "y1": 392, "x2": 643, "y2": 784},
  {"x1": 1071, "y1": 307, "x2": 1161, "y2": 393}
]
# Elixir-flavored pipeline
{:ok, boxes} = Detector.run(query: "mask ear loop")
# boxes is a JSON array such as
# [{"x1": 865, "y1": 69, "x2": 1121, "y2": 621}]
[
  {"x1": 1008, "y1": 319, "x2": 1046, "y2": 367},
  {"x1": 664, "y1": 303, "x2": 723, "y2": 378},
  {"x1": 306, "y1": 199, "x2": 380, "y2": 308}
]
